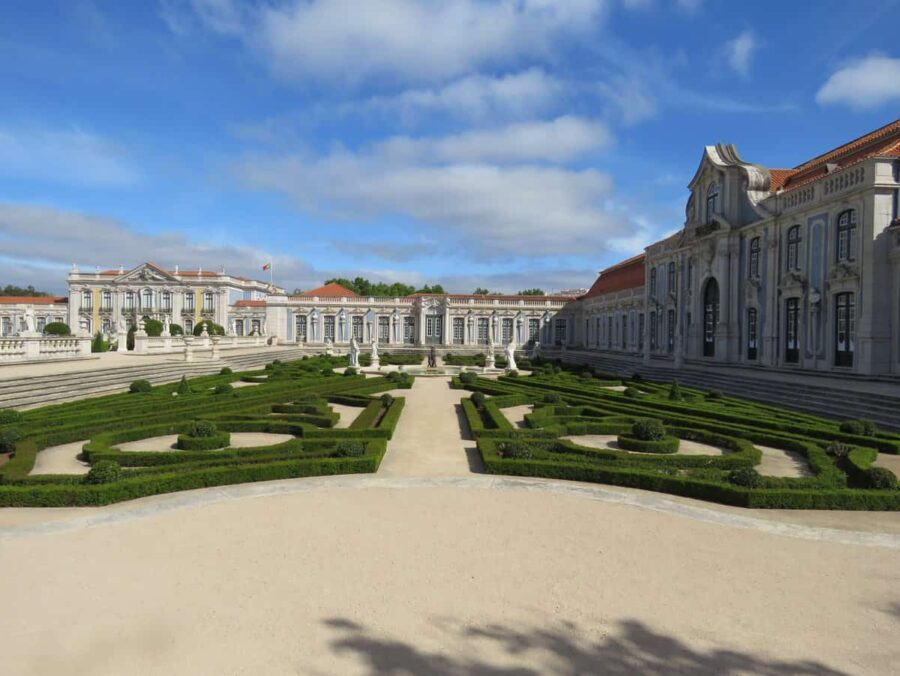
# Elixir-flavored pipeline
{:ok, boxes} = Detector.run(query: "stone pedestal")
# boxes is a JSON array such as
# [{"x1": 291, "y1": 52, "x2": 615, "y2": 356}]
[
  {"x1": 211, "y1": 336, "x2": 221, "y2": 360},
  {"x1": 117, "y1": 331, "x2": 128, "y2": 353},
  {"x1": 485, "y1": 353, "x2": 496, "y2": 369},
  {"x1": 183, "y1": 337, "x2": 194, "y2": 362}
]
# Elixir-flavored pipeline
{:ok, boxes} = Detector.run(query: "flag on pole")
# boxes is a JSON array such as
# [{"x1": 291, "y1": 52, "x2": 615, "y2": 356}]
[{"x1": 262, "y1": 263, "x2": 271, "y2": 271}]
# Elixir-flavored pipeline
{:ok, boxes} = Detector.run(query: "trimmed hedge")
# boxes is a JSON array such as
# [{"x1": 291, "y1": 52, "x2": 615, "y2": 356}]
[
  {"x1": 616, "y1": 434, "x2": 680, "y2": 454},
  {"x1": 176, "y1": 431, "x2": 231, "y2": 450}
]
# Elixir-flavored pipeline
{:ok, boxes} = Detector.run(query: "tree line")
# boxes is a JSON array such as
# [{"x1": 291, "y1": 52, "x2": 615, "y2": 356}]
[{"x1": 292, "y1": 278, "x2": 545, "y2": 297}]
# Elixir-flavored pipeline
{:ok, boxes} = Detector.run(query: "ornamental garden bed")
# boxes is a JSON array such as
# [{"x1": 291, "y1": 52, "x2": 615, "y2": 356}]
[
  {"x1": 458, "y1": 360, "x2": 900, "y2": 510},
  {"x1": 0, "y1": 355, "x2": 407, "y2": 507}
]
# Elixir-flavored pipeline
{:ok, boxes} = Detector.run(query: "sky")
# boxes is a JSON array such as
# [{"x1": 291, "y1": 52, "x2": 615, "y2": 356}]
[{"x1": 1, "y1": 0, "x2": 899, "y2": 295}]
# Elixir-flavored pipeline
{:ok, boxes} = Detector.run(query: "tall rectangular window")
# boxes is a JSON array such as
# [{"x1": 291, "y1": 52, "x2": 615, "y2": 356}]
[
  {"x1": 296, "y1": 315, "x2": 307, "y2": 342},
  {"x1": 142, "y1": 289, "x2": 153, "y2": 310},
  {"x1": 501, "y1": 317, "x2": 513, "y2": 343},
  {"x1": 452, "y1": 317, "x2": 464, "y2": 344},
  {"x1": 649, "y1": 312, "x2": 657, "y2": 350},
  {"x1": 748, "y1": 237, "x2": 760, "y2": 278},
  {"x1": 379, "y1": 316, "x2": 391, "y2": 343},
  {"x1": 835, "y1": 293, "x2": 855, "y2": 367},
  {"x1": 403, "y1": 317, "x2": 416, "y2": 344},
  {"x1": 528, "y1": 318, "x2": 539, "y2": 342},
  {"x1": 595, "y1": 317, "x2": 602, "y2": 347},
  {"x1": 622, "y1": 314, "x2": 628, "y2": 350},
  {"x1": 667, "y1": 309, "x2": 675, "y2": 353},
  {"x1": 785, "y1": 298, "x2": 800, "y2": 363},
  {"x1": 161, "y1": 291, "x2": 172, "y2": 311},
  {"x1": 836, "y1": 210, "x2": 856, "y2": 262},
  {"x1": 101, "y1": 291, "x2": 112, "y2": 311},
  {"x1": 607, "y1": 316, "x2": 613, "y2": 348},
  {"x1": 82, "y1": 290, "x2": 93, "y2": 310},
  {"x1": 649, "y1": 268, "x2": 657, "y2": 297},
  {"x1": 638, "y1": 313, "x2": 645, "y2": 349},
  {"x1": 352, "y1": 316, "x2": 363, "y2": 341},
  {"x1": 554, "y1": 319, "x2": 567, "y2": 345},
  {"x1": 667, "y1": 262, "x2": 676, "y2": 295},
  {"x1": 477, "y1": 318, "x2": 489, "y2": 344},
  {"x1": 203, "y1": 292, "x2": 214, "y2": 312},
  {"x1": 747, "y1": 308, "x2": 758, "y2": 360},
  {"x1": 185, "y1": 293, "x2": 195, "y2": 311},
  {"x1": 787, "y1": 226, "x2": 801, "y2": 270},
  {"x1": 324, "y1": 316, "x2": 335, "y2": 342}
]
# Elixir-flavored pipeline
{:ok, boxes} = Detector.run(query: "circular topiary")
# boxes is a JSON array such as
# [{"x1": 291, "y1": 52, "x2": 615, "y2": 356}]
[
  {"x1": 219, "y1": 367, "x2": 233, "y2": 376},
  {"x1": 129, "y1": 379, "x2": 152, "y2": 394},
  {"x1": 624, "y1": 387, "x2": 640, "y2": 398},
  {"x1": 839, "y1": 419, "x2": 878, "y2": 436},
  {"x1": 213, "y1": 383, "x2": 233, "y2": 395},
  {"x1": 631, "y1": 418, "x2": 666, "y2": 441},
  {"x1": 0, "y1": 428, "x2": 22, "y2": 454},
  {"x1": 706, "y1": 389, "x2": 723, "y2": 400},
  {"x1": 85, "y1": 460, "x2": 122, "y2": 484},
  {"x1": 498, "y1": 441, "x2": 532, "y2": 459},
  {"x1": 865, "y1": 467, "x2": 897, "y2": 490},
  {"x1": 193, "y1": 320, "x2": 225, "y2": 336},
  {"x1": 506, "y1": 370, "x2": 519, "y2": 378},
  {"x1": 344, "y1": 367, "x2": 358, "y2": 377},
  {"x1": 471, "y1": 391, "x2": 486, "y2": 409},
  {"x1": 189, "y1": 420, "x2": 218, "y2": 437},
  {"x1": 43, "y1": 321, "x2": 71, "y2": 336},
  {"x1": 176, "y1": 430, "x2": 230, "y2": 451},
  {"x1": 0, "y1": 409, "x2": 22, "y2": 425},
  {"x1": 176, "y1": 376, "x2": 192, "y2": 395},
  {"x1": 825, "y1": 440, "x2": 850, "y2": 458},
  {"x1": 544, "y1": 393, "x2": 563, "y2": 404},
  {"x1": 380, "y1": 393, "x2": 394, "y2": 408},
  {"x1": 727, "y1": 467, "x2": 763, "y2": 488}
]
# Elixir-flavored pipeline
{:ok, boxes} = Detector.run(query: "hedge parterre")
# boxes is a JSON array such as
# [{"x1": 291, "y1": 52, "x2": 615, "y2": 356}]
[
  {"x1": 459, "y1": 359, "x2": 900, "y2": 510},
  {"x1": 0, "y1": 355, "x2": 409, "y2": 507}
]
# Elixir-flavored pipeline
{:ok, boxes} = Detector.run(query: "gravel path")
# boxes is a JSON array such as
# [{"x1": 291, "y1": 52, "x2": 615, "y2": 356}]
[{"x1": 28, "y1": 441, "x2": 90, "y2": 476}]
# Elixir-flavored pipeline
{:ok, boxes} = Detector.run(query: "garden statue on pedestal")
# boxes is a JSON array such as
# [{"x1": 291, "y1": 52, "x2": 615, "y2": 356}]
[
  {"x1": 485, "y1": 343, "x2": 495, "y2": 370},
  {"x1": 349, "y1": 337, "x2": 360, "y2": 368},
  {"x1": 428, "y1": 346, "x2": 437, "y2": 368},
  {"x1": 116, "y1": 318, "x2": 128, "y2": 353},
  {"x1": 325, "y1": 339, "x2": 333, "y2": 356},
  {"x1": 22, "y1": 308, "x2": 37, "y2": 336},
  {"x1": 230, "y1": 319, "x2": 236, "y2": 336},
  {"x1": 162, "y1": 315, "x2": 171, "y2": 337},
  {"x1": 78, "y1": 316, "x2": 90, "y2": 337},
  {"x1": 505, "y1": 340, "x2": 517, "y2": 372},
  {"x1": 370, "y1": 338, "x2": 380, "y2": 368},
  {"x1": 530, "y1": 341, "x2": 541, "y2": 360}
]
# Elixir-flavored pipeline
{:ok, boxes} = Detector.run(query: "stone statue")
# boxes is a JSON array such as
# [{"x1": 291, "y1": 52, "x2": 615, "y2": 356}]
[
  {"x1": 505, "y1": 340, "x2": 517, "y2": 372},
  {"x1": 78, "y1": 316, "x2": 89, "y2": 337},
  {"x1": 485, "y1": 342, "x2": 496, "y2": 370},
  {"x1": 162, "y1": 315, "x2": 171, "y2": 337},
  {"x1": 23, "y1": 308, "x2": 36, "y2": 334},
  {"x1": 230, "y1": 319, "x2": 237, "y2": 336},
  {"x1": 428, "y1": 346, "x2": 437, "y2": 368},
  {"x1": 138, "y1": 317, "x2": 146, "y2": 334},
  {"x1": 371, "y1": 338, "x2": 379, "y2": 361},
  {"x1": 324, "y1": 338, "x2": 333, "y2": 356},
  {"x1": 117, "y1": 317, "x2": 126, "y2": 335},
  {"x1": 349, "y1": 337, "x2": 360, "y2": 368},
  {"x1": 530, "y1": 340, "x2": 541, "y2": 361}
]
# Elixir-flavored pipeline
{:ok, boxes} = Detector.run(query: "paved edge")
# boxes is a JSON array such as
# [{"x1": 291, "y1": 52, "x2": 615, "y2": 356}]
[{"x1": 2, "y1": 475, "x2": 899, "y2": 549}]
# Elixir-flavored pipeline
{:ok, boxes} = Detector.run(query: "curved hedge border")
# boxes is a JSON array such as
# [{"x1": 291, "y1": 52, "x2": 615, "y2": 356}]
[
  {"x1": 176, "y1": 432, "x2": 231, "y2": 451},
  {"x1": 616, "y1": 435, "x2": 680, "y2": 454}
]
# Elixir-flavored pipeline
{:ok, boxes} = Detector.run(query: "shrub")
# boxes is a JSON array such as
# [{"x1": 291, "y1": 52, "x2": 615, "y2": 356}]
[
  {"x1": 142, "y1": 317, "x2": 163, "y2": 337},
  {"x1": 840, "y1": 419, "x2": 878, "y2": 436},
  {"x1": 193, "y1": 320, "x2": 225, "y2": 336},
  {"x1": 213, "y1": 383, "x2": 233, "y2": 395},
  {"x1": 826, "y1": 441, "x2": 851, "y2": 458},
  {"x1": 176, "y1": 376, "x2": 191, "y2": 395},
  {"x1": 706, "y1": 389, "x2": 723, "y2": 400},
  {"x1": 43, "y1": 321, "x2": 71, "y2": 336},
  {"x1": 544, "y1": 393, "x2": 563, "y2": 404},
  {"x1": 91, "y1": 332, "x2": 109, "y2": 353},
  {"x1": 85, "y1": 460, "x2": 122, "y2": 484},
  {"x1": 335, "y1": 440, "x2": 366, "y2": 457},
  {"x1": 0, "y1": 429, "x2": 22, "y2": 454},
  {"x1": 176, "y1": 431, "x2": 230, "y2": 451},
  {"x1": 631, "y1": 372, "x2": 643, "y2": 381},
  {"x1": 631, "y1": 418, "x2": 666, "y2": 441},
  {"x1": 0, "y1": 409, "x2": 22, "y2": 425},
  {"x1": 727, "y1": 467, "x2": 762, "y2": 488},
  {"x1": 127, "y1": 326, "x2": 135, "y2": 351},
  {"x1": 498, "y1": 441, "x2": 532, "y2": 459},
  {"x1": 380, "y1": 393, "x2": 394, "y2": 408},
  {"x1": 169, "y1": 323, "x2": 184, "y2": 336},
  {"x1": 624, "y1": 387, "x2": 640, "y2": 399},
  {"x1": 459, "y1": 371, "x2": 477, "y2": 386},
  {"x1": 668, "y1": 380, "x2": 682, "y2": 401},
  {"x1": 865, "y1": 467, "x2": 897, "y2": 490},
  {"x1": 579, "y1": 370, "x2": 593, "y2": 380},
  {"x1": 189, "y1": 420, "x2": 218, "y2": 437},
  {"x1": 219, "y1": 367, "x2": 233, "y2": 376},
  {"x1": 129, "y1": 379, "x2": 153, "y2": 394},
  {"x1": 552, "y1": 366, "x2": 562, "y2": 375},
  {"x1": 617, "y1": 435, "x2": 680, "y2": 454},
  {"x1": 471, "y1": 392, "x2": 487, "y2": 409},
  {"x1": 344, "y1": 367, "x2": 358, "y2": 377},
  {"x1": 507, "y1": 370, "x2": 519, "y2": 378}
]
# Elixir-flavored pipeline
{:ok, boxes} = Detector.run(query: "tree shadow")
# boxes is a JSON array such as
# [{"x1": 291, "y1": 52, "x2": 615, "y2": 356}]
[
  {"x1": 454, "y1": 402, "x2": 484, "y2": 474},
  {"x1": 321, "y1": 616, "x2": 849, "y2": 675}
]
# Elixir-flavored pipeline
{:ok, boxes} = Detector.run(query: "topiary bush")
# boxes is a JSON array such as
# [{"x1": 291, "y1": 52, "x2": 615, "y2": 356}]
[
  {"x1": 91, "y1": 332, "x2": 109, "y2": 353},
  {"x1": 169, "y1": 323, "x2": 184, "y2": 336},
  {"x1": 176, "y1": 430, "x2": 230, "y2": 451},
  {"x1": 840, "y1": 419, "x2": 878, "y2": 436},
  {"x1": 344, "y1": 367, "x2": 358, "y2": 377},
  {"x1": 142, "y1": 317, "x2": 163, "y2": 337},
  {"x1": 43, "y1": 321, "x2": 71, "y2": 336},
  {"x1": 0, "y1": 409, "x2": 22, "y2": 425},
  {"x1": 0, "y1": 429, "x2": 22, "y2": 454},
  {"x1": 85, "y1": 460, "x2": 122, "y2": 484},
  {"x1": 727, "y1": 467, "x2": 762, "y2": 488},
  {"x1": 865, "y1": 467, "x2": 897, "y2": 490},
  {"x1": 380, "y1": 393, "x2": 394, "y2": 408},
  {"x1": 826, "y1": 440, "x2": 851, "y2": 458},
  {"x1": 507, "y1": 370, "x2": 519, "y2": 378},
  {"x1": 471, "y1": 392, "x2": 486, "y2": 409},
  {"x1": 213, "y1": 383, "x2": 233, "y2": 395},
  {"x1": 129, "y1": 379, "x2": 153, "y2": 394},
  {"x1": 631, "y1": 372, "x2": 643, "y2": 381},
  {"x1": 219, "y1": 367, "x2": 233, "y2": 376},
  {"x1": 498, "y1": 441, "x2": 532, "y2": 459},
  {"x1": 624, "y1": 387, "x2": 640, "y2": 399},
  {"x1": 544, "y1": 393, "x2": 562, "y2": 404},
  {"x1": 631, "y1": 418, "x2": 666, "y2": 441},
  {"x1": 193, "y1": 320, "x2": 225, "y2": 336},
  {"x1": 176, "y1": 376, "x2": 191, "y2": 395},
  {"x1": 189, "y1": 420, "x2": 218, "y2": 437},
  {"x1": 335, "y1": 440, "x2": 366, "y2": 457},
  {"x1": 668, "y1": 380, "x2": 683, "y2": 401},
  {"x1": 706, "y1": 389, "x2": 723, "y2": 400},
  {"x1": 459, "y1": 371, "x2": 477, "y2": 386}
]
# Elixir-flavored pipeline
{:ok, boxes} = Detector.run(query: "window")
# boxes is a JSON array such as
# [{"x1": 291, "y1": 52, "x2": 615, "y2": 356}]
[
  {"x1": 380, "y1": 316, "x2": 391, "y2": 343},
  {"x1": 203, "y1": 292, "x2": 214, "y2": 312},
  {"x1": 595, "y1": 317, "x2": 602, "y2": 347},
  {"x1": 554, "y1": 319, "x2": 567, "y2": 345},
  {"x1": 185, "y1": 293, "x2": 195, "y2": 312},
  {"x1": 747, "y1": 308, "x2": 758, "y2": 360},
  {"x1": 185, "y1": 319, "x2": 194, "y2": 334},
  {"x1": 403, "y1": 317, "x2": 416, "y2": 344},
  {"x1": 452, "y1": 317, "x2": 464, "y2": 344},
  {"x1": 649, "y1": 268, "x2": 658, "y2": 297},
  {"x1": 687, "y1": 261, "x2": 693, "y2": 291},
  {"x1": 787, "y1": 226, "x2": 801, "y2": 270},
  {"x1": 748, "y1": 237, "x2": 760, "y2": 278},
  {"x1": 161, "y1": 291, "x2": 172, "y2": 311},
  {"x1": 235, "y1": 319, "x2": 244, "y2": 337},
  {"x1": 835, "y1": 293, "x2": 855, "y2": 367},
  {"x1": 296, "y1": 315, "x2": 307, "y2": 342},
  {"x1": 324, "y1": 316, "x2": 335, "y2": 342},
  {"x1": 142, "y1": 289, "x2": 152, "y2": 310},
  {"x1": 706, "y1": 182, "x2": 719, "y2": 224},
  {"x1": 608, "y1": 315, "x2": 613, "y2": 347},
  {"x1": 1, "y1": 317, "x2": 10, "y2": 336},
  {"x1": 667, "y1": 310, "x2": 675, "y2": 353},
  {"x1": 81, "y1": 290, "x2": 93, "y2": 310},
  {"x1": 501, "y1": 318, "x2": 513, "y2": 343},
  {"x1": 785, "y1": 298, "x2": 799, "y2": 363},
  {"x1": 667, "y1": 262, "x2": 676, "y2": 295},
  {"x1": 101, "y1": 318, "x2": 111, "y2": 334},
  {"x1": 622, "y1": 314, "x2": 628, "y2": 350},
  {"x1": 352, "y1": 316, "x2": 363, "y2": 341},
  {"x1": 836, "y1": 210, "x2": 856, "y2": 262},
  {"x1": 638, "y1": 313, "x2": 645, "y2": 349},
  {"x1": 477, "y1": 318, "x2": 489, "y2": 344},
  {"x1": 649, "y1": 312, "x2": 657, "y2": 350},
  {"x1": 101, "y1": 291, "x2": 112, "y2": 311},
  {"x1": 528, "y1": 318, "x2": 539, "y2": 342},
  {"x1": 37, "y1": 317, "x2": 47, "y2": 332},
  {"x1": 703, "y1": 279, "x2": 719, "y2": 357}
]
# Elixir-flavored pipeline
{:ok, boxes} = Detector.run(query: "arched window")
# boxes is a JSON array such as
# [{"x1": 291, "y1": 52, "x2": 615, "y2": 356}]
[
  {"x1": 706, "y1": 182, "x2": 719, "y2": 224},
  {"x1": 748, "y1": 237, "x2": 760, "y2": 278},
  {"x1": 161, "y1": 291, "x2": 172, "y2": 311},
  {"x1": 786, "y1": 226, "x2": 801, "y2": 270},
  {"x1": 703, "y1": 279, "x2": 719, "y2": 357},
  {"x1": 836, "y1": 209, "x2": 856, "y2": 262},
  {"x1": 125, "y1": 291, "x2": 134, "y2": 311}
]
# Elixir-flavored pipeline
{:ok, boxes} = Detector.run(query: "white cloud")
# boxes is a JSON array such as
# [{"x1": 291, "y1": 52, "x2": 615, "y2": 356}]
[
  {"x1": 816, "y1": 55, "x2": 900, "y2": 109},
  {"x1": 675, "y1": 0, "x2": 702, "y2": 12},
  {"x1": 235, "y1": 120, "x2": 631, "y2": 259},
  {"x1": 0, "y1": 127, "x2": 139, "y2": 188},
  {"x1": 172, "y1": 0, "x2": 606, "y2": 86},
  {"x1": 725, "y1": 30, "x2": 757, "y2": 78}
]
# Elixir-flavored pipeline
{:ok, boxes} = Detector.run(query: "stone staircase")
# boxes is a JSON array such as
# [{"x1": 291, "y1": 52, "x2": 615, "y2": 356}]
[{"x1": 546, "y1": 349, "x2": 900, "y2": 432}]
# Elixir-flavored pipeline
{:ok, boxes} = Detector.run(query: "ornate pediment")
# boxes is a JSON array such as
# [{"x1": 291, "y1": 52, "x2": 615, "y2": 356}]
[
  {"x1": 778, "y1": 270, "x2": 807, "y2": 293},
  {"x1": 115, "y1": 263, "x2": 178, "y2": 284},
  {"x1": 827, "y1": 262, "x2": 860, "y2": 285}
]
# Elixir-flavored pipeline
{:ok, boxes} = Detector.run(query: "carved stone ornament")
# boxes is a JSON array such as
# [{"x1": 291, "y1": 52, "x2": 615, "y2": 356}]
[
  {"x1": 827, "y1": 262, "x2": 859, "y2": 284},
  {"x1": 778, "y1": 270, "x2": 807, "y2": 293}
]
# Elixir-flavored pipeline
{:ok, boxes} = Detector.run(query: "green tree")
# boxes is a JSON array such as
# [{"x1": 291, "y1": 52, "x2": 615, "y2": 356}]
[
  {"x1": 517, "y1": 288, "x2": 545, "y2": 296},
  {"x1": 0, "y1": 284, "x2": 49, "y2": 297},
  {"x1": 473, "y1": 287, "x2": 490, "y2": 295}
]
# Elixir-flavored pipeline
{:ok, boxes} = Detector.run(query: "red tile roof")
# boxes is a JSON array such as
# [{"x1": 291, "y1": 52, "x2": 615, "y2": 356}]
[
  {"x1": 581, "y1": 254, "x2": 646, "y2": 299},
  {"x1": 234, "y1": 300, "x2": 267, "y2": 307},
  {"x1": 0, "y1": 296, "x2": 68, "y2": 305},
  {"x1": 297, "y1": 282, "x2": 359, "y2": 298},
  {"x1": 773, "y1": 118, "x2": 900, "y2": 193}
]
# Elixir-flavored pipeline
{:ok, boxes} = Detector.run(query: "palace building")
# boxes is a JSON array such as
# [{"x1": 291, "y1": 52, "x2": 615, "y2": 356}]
[{"x1": 558, "y1": 117, "x2": 900, "y2": 376}]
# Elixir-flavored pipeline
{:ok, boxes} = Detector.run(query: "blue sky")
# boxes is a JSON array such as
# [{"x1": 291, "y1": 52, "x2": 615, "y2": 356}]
[{"x1": 1, "y1": 0, "x2": 899, "y2": 295}]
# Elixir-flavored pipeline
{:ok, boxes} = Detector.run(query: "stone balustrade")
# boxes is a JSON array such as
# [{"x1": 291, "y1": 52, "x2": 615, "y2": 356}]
[
  {"x1": 0, "y1": 336, "x2": 92, "y2": 363},
  {"x1": 132, "y1": 334, "x2": 269, "y2": 355}
]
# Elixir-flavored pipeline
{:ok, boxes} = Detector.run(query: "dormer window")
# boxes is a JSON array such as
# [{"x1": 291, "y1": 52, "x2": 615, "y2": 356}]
[
  {"x1": 706, "y1": 182, "x2": 719, "y2": 224},
  {"x1": 748, "y1": 237, "x2": 760, "y2": 278}
]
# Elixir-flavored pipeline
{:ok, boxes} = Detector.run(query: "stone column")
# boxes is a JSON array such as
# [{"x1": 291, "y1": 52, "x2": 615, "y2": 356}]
[
  {"x1": 183, "y1": 336, "x2": 194, "y2": 362},
  {"x1": 211, "y1": 336, "x2": 221, "y2": 360}
]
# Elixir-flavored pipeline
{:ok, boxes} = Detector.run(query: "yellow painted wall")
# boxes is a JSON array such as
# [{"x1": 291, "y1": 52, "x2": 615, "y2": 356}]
[
  {"x1": 92, "y1": 288, "x2": 101, "y2": 334},
  {"x1": 194, "y1": 290, "x2": 202, "y2": 323}
]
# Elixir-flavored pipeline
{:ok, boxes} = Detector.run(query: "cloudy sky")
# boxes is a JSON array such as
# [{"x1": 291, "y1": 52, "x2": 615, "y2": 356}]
[{"x1": 1, "y1": 0, "x2": 899, "y2": 294}]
